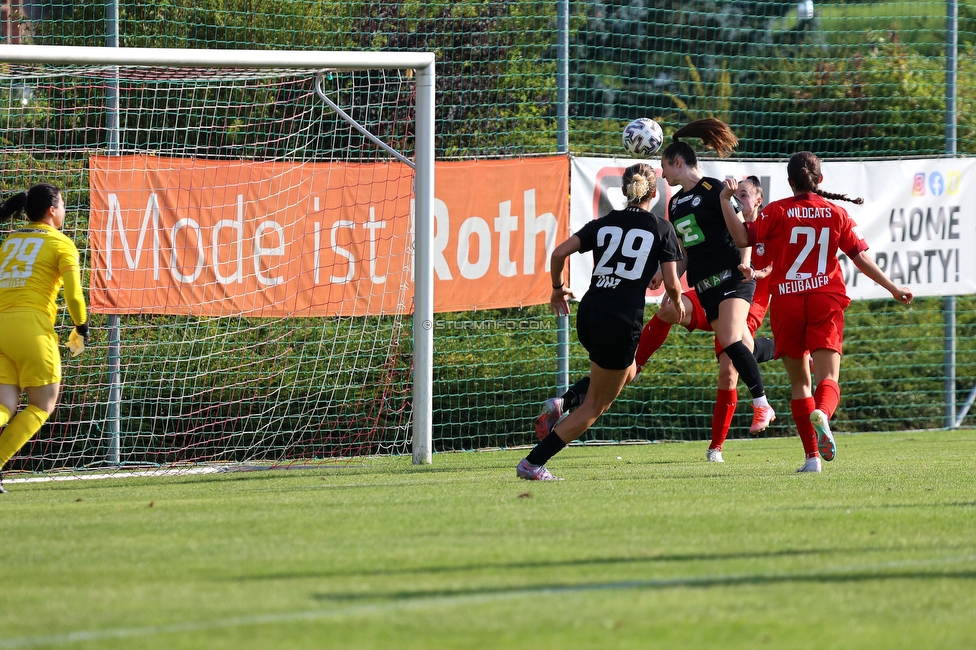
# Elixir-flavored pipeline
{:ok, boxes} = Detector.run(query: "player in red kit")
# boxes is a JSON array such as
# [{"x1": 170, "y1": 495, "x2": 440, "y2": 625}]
[{"x1": 722, "y1": 152, "x2": 913, "y2": 473}]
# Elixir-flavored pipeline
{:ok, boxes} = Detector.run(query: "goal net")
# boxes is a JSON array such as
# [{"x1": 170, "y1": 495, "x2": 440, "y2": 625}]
[{"x1": 0, "y1": 45, "x2": 434, "y2": 478}]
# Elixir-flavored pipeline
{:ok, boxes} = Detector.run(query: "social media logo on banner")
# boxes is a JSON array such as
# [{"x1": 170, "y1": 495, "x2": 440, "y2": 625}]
[
  {"x1": 947, "y1": 171, "x2": 961, "y2": 195},
  {"x1": 912, "y1": 173, "x2": 926, "y2": 196},
  {"x1": 928, "y1": 172, "x2": 945, "y2": 196}
]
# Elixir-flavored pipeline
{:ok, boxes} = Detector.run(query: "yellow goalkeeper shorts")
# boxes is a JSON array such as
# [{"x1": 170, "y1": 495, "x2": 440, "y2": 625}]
[{"x1": 0, "y1": 311, "x2": 62, "y2": 388}]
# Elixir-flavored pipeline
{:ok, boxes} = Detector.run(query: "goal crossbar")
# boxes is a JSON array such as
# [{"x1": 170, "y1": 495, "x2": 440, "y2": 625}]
[
  {"x1": 0, "y1": 44, "x2": 435, "y2": 71},
  {"x1": 0, "y1": 44, "x2": 436, "y2": 466}
]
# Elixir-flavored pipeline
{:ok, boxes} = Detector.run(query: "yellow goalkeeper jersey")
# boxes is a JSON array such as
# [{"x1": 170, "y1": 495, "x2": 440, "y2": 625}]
[{"x1": 0, "y1": 223, "x2": 84, "y2": 325}]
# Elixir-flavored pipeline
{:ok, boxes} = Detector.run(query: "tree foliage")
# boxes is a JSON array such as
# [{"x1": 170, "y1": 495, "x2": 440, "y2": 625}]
[{"x1": 16, "y1": 0, "x2": 976, "y2": 158}]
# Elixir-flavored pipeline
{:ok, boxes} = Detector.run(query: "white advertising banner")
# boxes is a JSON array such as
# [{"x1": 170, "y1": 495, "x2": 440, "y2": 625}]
[{"x1": 570, "y1": 156, "x2": 976, "y2": 301}]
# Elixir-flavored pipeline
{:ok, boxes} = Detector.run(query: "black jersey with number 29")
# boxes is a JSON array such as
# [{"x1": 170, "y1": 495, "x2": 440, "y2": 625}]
[{"x1": 574, "y1": 207, "x2": 683, "y2": 328}]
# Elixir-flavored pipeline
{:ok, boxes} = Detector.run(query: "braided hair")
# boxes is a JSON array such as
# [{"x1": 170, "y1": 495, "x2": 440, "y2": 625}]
[
  {"x1": 662, "y1": 117, "x2": 739, "y2": 168},
  {"x1": 787, "y1": 151, "x2": 863, "y2": 205}
]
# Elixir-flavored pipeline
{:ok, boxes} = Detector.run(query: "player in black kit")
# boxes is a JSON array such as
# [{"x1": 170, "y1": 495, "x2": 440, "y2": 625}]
[
  {"x1": 659, "y1": 118, "x2": 775, "y2": 434},
  {"x1": 517, "y1": 163, "x2": 684, "y2": 481}
]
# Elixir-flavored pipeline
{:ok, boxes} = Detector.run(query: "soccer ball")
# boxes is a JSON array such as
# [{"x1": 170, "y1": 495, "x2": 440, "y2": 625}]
[{"x1": 622, "y1": 118, "x2": 664, "y2": 156}]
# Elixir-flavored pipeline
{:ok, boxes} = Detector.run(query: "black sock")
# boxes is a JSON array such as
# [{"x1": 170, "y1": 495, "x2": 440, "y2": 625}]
[
  {"x1": 752, "y1": 337, "x2": 776, "y2": 364},
  {"x1": 560, "y1": 376, "x2": 590, "y2": 409},
  {"x1": 723, "y1": 340, "x2": 765, "y2": 398},
  {"x1": 526, "y1": 431, "x2": 567, "y2": 466}
]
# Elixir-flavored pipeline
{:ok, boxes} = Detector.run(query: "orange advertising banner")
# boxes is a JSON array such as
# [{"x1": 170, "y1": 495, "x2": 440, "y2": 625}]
[
  {"x1": 88, "y1": 155, "x2": 568, "y2": 317},
  {"x1": 430, "y1": 157, "x2": 569, "y2": 311}
]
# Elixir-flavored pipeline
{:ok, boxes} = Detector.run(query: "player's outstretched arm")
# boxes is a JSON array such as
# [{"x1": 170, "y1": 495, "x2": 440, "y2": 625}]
[
  {"x1": 649, "y1": 253, "x2": 688, "y2": 290},
  {"x1": 660, "y1": 261, "x2": 685, "y2": 323},
  {"x1": 720, "y1": 179, "x2": 750, "y2": 248},
  {"x1": 549, "y1": 235, "x2": 580, "y2": 316},
  {"x1": 62, "y1": 266, "x2": 89, "y2": 357},
  {"x1": 851, "y1": 250, "x2": 913, "y2": 305}
]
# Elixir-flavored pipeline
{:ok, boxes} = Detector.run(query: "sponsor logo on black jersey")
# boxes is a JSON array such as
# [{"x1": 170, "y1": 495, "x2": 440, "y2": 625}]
[
  {"x1": 672, "y1": 193, "x2": 697, "y2": 208},
  {"x1": 594, "y1": 275, "x2": 622, "y2": 289}
]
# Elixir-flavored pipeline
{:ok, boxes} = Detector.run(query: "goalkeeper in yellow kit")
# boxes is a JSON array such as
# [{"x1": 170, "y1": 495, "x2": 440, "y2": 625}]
[{"x1": 0, "y1": 183, "x2": 88, "y2": 493}]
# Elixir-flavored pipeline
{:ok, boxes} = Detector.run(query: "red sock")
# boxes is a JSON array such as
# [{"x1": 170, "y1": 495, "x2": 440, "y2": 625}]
[
  {"x1": 814, "y1": 378, "x2": 840, "y2": 419},
  {"x1": 710, "y1": 388, "x2": 737, "y2": 451},
  {"x1": 635, "y1": 315, "x2": 672, "y2": 370},
  {"x1": 791, "y1": 397, "x2": 819, "y2": 458}
]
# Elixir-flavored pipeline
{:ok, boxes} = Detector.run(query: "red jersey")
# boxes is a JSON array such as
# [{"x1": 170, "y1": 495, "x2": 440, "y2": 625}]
[
  {"x1": 750, "y1": 239, "x2": 771, "y2": 315},
  {"x1": 749, "y1": 192, "x2": 868, "y2": 298}
]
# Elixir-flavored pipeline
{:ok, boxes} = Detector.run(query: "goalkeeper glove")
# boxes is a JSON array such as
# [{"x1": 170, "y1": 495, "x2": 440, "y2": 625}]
[{"x1": 65, "y1": 324, "x2": 88, "y2": 357}]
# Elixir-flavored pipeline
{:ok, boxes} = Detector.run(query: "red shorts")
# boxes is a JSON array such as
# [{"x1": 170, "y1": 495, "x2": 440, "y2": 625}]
[
  {"x1": 748, "y1": 278, "x2": 771, "y2": 334},
  {"x1": 685, "y1": 290, "x2": 711, "y2": 333},
  {"x1": 684, "y1": 289, "x2": 770, "y2": 356},
  {"x1": 769, "y1": 292, "x2": 850, "y2": 359}
]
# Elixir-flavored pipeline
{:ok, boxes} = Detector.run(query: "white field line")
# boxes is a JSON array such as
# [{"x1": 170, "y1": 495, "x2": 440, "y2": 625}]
[
  {"x1": 4, "y1": 462, "x2": 368, "y2": 485},
  {"x1": 5, "y1": 466, "x2": 238, "y2": 484},
  {"x1": 1, "y1": 554, "x2": 973, "y2": 649}
]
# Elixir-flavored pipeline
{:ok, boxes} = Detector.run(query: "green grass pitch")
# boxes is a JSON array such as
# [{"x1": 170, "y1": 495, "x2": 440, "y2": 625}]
[{"x1": 2, "y1": 430, "x2": 975, "y2": 649}]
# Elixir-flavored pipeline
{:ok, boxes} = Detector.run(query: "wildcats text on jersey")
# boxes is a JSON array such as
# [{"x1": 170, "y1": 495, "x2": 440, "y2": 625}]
[
  {"x1": 786, "y1": 206, "x2": 833, "y2": 219},
  {"x1": 778, "y1": 274, "x2": 831, "y2": 295}
]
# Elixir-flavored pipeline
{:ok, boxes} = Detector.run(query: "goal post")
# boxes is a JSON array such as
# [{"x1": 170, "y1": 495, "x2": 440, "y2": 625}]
[{"x1": 0, "y1": 44, "x2": 435, "y2": 471}]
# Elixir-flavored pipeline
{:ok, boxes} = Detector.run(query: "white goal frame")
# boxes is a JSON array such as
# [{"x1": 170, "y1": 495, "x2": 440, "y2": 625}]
[{"x1": 0, "y1": 44, "x2": 436, "y2": 465}]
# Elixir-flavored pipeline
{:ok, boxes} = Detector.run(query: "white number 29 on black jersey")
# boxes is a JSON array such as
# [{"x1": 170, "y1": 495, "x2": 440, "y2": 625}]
[{"x1": 593, "y1": 227, "x2": 655, "y2": 280}]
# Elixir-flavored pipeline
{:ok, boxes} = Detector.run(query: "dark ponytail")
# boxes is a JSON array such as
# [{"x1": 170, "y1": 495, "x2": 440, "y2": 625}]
[
  {"x1": 0, "y1": 183, "x2": 62, "y2": 223},
  {"x1": 0, "y1": 192, "x2": 28, "y2": 223},
  {"x1": 663, "y1": 117, "x2": 739, "y2": 167},
  {"x1": 787, "y1": 152, "x2": 863, "y2": 205}
]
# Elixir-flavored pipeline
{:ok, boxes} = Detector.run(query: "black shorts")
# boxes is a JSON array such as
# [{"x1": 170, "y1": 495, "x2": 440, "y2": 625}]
[
  {"x1": 695, "y1": 272, "x2": 756, "y2": 323},
  {"x1": 575, "y1": 305, "x2": 641, "y2": 370}
]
